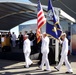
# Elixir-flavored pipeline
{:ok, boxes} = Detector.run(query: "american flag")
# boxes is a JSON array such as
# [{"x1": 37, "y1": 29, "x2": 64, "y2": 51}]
[{"x1": 37, "y1": 0, "x2": 46, "y2": 43}]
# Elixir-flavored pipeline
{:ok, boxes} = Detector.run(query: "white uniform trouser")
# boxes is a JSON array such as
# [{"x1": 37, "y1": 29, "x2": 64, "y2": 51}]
[
  {"x1": 56, "y1": 55, "x2": 73, "y2": 72},
  {"x1": 24, "y1": 52, "x2": 33, "y2": 68},
  {"x1": 12, "y1": 40, "x2": 16, "y2": 47},
  {"x1": 40, "y1": 52, "x2": 51, "y2": 70}
]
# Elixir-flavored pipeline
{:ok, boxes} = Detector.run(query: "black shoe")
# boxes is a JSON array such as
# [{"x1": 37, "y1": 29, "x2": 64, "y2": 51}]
[
  {"x1": 44, "y1": 69, "x2": 51, "y2": 71},
  {"x1": 54, "y1": 67, "x2": 59, "y2": 71},
  {"x1": 65, "y1": 72, "x2": 73, "y2": 74},
  {"x1": 29, "y1": 63, "x2": 33, "y2": 67},
  {"x1": 44, "y1": 69, "x2": 47, "y2": 71},
  {"x1": 24, "y1": 66, "x2": 26, "y2": 68},
  {"x1": 24, "y1": 66, "x2": 29, "y2": 68}
]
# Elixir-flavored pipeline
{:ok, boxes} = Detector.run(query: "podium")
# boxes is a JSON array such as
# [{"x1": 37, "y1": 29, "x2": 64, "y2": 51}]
[{"x1": 1, "y1": 36, "x2": 11, "y2": 52}]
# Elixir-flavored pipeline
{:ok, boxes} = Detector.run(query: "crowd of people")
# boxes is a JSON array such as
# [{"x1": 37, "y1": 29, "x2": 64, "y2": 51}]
[
  {"x1": 0, "y1": 30, "x2": 39, "y2": 50},
  {"x1": 0, "y1": 31, "x2": 73, "y2": 74}
]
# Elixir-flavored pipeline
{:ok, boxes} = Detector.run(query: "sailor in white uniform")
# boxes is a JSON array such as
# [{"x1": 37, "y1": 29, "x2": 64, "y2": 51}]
[
  {"x1": 54, "y1": 33, "x2": 73, "y2": 74},
  {"x1": 39, "y1": 32, "x2": 51, "y2": 71},
  {"x1": 23, "y1": 35, "x2": 33, "y2": 68}
]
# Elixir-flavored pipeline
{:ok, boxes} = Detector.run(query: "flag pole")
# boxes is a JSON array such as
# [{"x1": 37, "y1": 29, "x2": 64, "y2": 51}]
[
  {"x1": 55, "y1": 9, "x2": 60, "y2": 64},
  {"x1": 55, "y1": 39, "x2": 59, "y2": 64}
]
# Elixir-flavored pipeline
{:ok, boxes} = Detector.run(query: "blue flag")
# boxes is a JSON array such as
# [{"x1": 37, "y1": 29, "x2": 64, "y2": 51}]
[{"x1": 46, "y1": 0, "x2": 62, "y2": 39}]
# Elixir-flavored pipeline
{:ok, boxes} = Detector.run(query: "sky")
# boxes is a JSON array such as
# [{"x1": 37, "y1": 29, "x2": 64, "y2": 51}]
[
  {"x1": 0, "y1": 0, "x2": 31, "y2": 2},
  {"x1": 20, "y1": 19, "x2": 37, "y2": 25},
  {"x1": 16, "y1": 0, "x2": 31, "y2": 2}
]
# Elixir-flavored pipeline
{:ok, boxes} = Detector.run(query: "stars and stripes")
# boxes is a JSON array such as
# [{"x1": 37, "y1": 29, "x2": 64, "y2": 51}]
[{"x1": 37, "y1": 0, "x2": 46, "y2": 43}]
